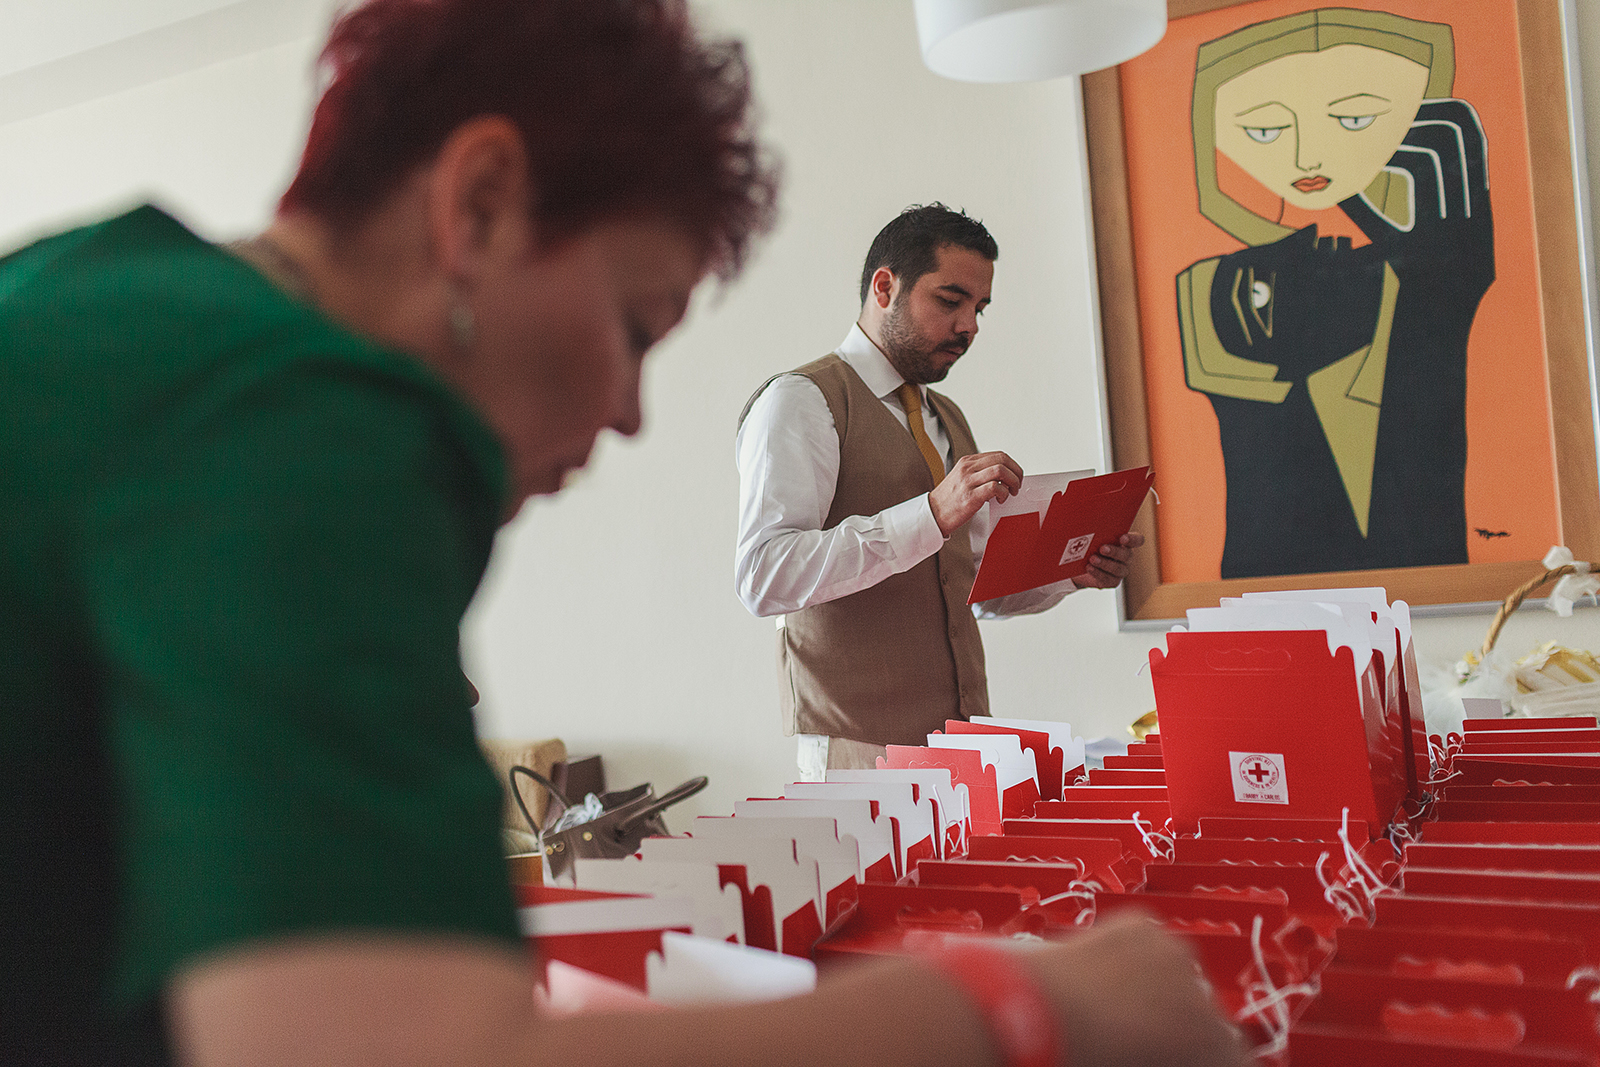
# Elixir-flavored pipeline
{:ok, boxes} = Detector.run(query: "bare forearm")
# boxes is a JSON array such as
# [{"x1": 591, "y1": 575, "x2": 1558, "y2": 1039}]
[
  {"x1": 171, "y1": 938, "x2": 996, "y2": 1067},
  {"x1": 171, "y1": 919, "x2": 1248, "y2": 1067},
  {"x1": 533, "y1": 956, "x2": 997, "y2": 1067}
]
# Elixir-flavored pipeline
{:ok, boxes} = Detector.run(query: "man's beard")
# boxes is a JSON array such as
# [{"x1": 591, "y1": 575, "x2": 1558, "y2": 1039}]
[{"x1": 880, "y1": 299, "x2": 968, "y2": 384}]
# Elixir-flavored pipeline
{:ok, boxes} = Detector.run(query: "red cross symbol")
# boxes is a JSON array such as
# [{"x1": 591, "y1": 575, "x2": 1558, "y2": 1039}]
[{"x1": 1246, "y1": 760, "x2": 1273, "y2": 785}]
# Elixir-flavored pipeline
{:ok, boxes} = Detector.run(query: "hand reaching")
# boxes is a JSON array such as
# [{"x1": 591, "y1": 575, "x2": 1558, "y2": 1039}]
[
  {"x1": 1027, "y1": 914, "x2": 1254, "y2": 1067},
  {"x1": 1075, "y1": 531, "x2": 1145, "y2": 590},
  {"x1": 929, "y1": 451, "x2": 1024, "y2": 537}
]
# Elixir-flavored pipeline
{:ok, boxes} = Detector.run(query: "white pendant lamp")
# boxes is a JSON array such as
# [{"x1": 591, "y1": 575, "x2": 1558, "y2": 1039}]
[{"x1": 913, "y1": 0, "x2": 1167, "y2": 82}]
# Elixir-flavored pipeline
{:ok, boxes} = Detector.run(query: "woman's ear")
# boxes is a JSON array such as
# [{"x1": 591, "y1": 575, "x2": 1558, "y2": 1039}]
[{"x1": 427, "y1": 115, "x2": 536, "y2": 283}]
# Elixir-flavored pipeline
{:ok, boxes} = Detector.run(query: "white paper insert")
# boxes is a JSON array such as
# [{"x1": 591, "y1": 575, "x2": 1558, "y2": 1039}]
[{"x1": 988, "y1": 468, "x2": 1093, "y2": 519}]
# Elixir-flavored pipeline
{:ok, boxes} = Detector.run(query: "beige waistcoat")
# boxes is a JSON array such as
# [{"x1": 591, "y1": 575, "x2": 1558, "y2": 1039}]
[{"x1": 740, "y1": 353, "x2": 988, "y2": 746}]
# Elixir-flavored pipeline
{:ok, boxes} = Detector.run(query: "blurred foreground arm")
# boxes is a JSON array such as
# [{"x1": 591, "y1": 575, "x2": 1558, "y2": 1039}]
[{"x1": 169, "y1": 915, "x2": 1249, "y2": 1067}]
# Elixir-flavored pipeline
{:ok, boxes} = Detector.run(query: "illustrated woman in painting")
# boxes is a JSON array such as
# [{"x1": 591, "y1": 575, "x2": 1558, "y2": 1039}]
[{"x1": 1178, "y1": 9, "x2": 1491, "y2": 579}]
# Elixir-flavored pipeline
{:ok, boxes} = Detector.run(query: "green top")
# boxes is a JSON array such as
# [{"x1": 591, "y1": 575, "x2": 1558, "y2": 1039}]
[{"x1": 0, "y1": 206, "x2": 520, "y2": 1063}]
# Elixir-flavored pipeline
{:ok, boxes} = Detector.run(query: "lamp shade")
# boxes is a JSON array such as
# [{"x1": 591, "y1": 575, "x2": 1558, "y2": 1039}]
[{"x1": 913, "y1": 0, "x2": 1167, "y2": 82}]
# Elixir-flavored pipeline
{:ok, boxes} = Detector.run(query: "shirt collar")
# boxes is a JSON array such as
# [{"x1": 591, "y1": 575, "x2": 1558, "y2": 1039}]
[{"x1": 837, "y1": 322, "x2": 915, "y2": 401}]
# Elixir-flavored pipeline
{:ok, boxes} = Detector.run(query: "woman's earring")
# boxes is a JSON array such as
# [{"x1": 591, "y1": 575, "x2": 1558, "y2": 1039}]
[{"x1": 449, "y1": 297, "x2": 476, "y2": 351}]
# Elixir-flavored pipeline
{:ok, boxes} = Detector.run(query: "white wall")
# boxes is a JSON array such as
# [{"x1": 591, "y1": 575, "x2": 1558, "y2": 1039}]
[
  {"x1": 464, "y1": 0, "x2": 1131, "y2": 811},
  {"x1": 0, "y1": 0, "x2": 329, "y2": 243},
  {"x1": 6, "y1": 1, "x2": 1600, "y2": 821}
]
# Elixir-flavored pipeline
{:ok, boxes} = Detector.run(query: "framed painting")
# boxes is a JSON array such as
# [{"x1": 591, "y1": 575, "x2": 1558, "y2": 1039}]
[{"x1": 1085, "y1": 0, "x2": 1600, "y2": 621}]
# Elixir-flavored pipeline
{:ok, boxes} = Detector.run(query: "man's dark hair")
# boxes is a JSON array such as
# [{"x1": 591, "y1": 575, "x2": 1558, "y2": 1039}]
[
  {"x1": 858, "y1": 203, "x2": 998, "y2": 304},
  {"x1": 280, "y1": 0, "x2": 778, "y2": 279}
]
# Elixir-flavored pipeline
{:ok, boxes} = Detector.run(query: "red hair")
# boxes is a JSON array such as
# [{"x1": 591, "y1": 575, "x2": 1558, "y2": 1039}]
[{"x1": 280, "y1": 0, "x2": 777, "y2": 277}]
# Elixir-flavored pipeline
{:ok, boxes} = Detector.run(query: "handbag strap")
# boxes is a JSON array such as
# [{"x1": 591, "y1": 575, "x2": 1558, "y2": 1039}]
[
  {"x1": 614, "y1": 776, "x2": 710, "y2": 836},
  {"x1": 509, "y1": 765, "x2": 572, "y2": 835}
]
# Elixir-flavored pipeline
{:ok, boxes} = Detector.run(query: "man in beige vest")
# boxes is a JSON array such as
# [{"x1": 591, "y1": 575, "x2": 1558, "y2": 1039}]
[{"x1": 736, "y1": 205, "x2": 1142, "y2": 776}]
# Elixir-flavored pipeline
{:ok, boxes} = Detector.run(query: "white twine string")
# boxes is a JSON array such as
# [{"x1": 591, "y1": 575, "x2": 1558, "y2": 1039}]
[
  {"x1": 1315, "y1": 807, "x2": 1387, "y2": 925},
  {"x1": 1034, "y1": 879, "x2": 1104, "y2": 908},
  {"x1": 1315, "y1": 850, "x2": 1368, "y2": 925},
  {"x1": 1424, "y1": 733, "x2": 1463, "y2": 797},
  {"x1": 1340, "y1": 807, "x2": 1389, "y2": 903},
  {"x1": 1566, "y1": 966, "x2": 1600, "y2": 1005},
  {"x1": 1131, "y1": 810, "x2": 1175, "y2": 862},
  {"x1": 1033, "y1": 879, "x2": 1104, "y2": 927},
  {"x1": 1423, "y1": 766, "x2": 1461, "y2": 793},
  {"x1": 1233, "y1": 914, "x2": 1319, "y2": 1059}
]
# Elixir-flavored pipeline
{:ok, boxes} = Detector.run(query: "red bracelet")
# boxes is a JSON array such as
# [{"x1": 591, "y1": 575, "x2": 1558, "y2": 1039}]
[{"x1": 922, "y1": 942, "x2": 1060, "y2": 1067}]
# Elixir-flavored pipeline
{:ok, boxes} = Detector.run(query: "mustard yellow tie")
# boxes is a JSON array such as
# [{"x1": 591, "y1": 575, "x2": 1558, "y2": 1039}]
[{"x1": 896, "y1": 382, "x2": 947, "y2": 486}]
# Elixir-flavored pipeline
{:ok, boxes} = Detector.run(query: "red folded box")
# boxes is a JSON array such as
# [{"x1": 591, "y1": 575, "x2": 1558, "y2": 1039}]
[
  {"x1": 1151, "y1": 627, "x2": 1403, "y2": 836},
  {"x1": 810, "y1": 883, "x2": 1028, "y2": 960},
  {"x1": 968, "y1": 466, "x2": 1154, "y2": 603}
]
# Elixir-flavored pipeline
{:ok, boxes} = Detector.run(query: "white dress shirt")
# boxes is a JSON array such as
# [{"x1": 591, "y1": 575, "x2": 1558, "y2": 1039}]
[{"x1": 735, "y1": 323, "x2": 1074, "y2": 622}]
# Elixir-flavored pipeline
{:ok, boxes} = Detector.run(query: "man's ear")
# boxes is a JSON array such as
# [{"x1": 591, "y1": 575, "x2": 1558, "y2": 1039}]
[
  {"x1": 427, "y1": 115, "x2": 535, "y2": 282},
  {"x1": 870, "y1": 266, "x2": 897, "y2": 310}
]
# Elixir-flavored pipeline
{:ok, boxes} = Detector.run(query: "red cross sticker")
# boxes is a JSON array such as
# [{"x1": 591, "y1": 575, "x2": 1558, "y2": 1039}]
[{"x1": 1230, "y1": 751, "x2": 1288, "y2": 804}]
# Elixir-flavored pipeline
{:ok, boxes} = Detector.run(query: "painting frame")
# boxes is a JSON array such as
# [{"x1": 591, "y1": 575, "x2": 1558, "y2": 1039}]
[{"x1": 1086, "y1": 0, "x2": 1600, "y2": 622}]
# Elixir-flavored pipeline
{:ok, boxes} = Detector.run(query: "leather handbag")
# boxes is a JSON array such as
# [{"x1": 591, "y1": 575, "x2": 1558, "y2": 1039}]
[{"x1": 510, "y1": 766, "x2": 708, "y2": 881}]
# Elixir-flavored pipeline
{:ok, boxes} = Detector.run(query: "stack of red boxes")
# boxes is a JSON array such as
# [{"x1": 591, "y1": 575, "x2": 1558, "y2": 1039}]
[
  {"x1": 522, "y1": 591, "x2": 1600, "y2": 1064},
  {"x1": 1294, "y1": 713, "x2": 1600, "y2": 1066}
]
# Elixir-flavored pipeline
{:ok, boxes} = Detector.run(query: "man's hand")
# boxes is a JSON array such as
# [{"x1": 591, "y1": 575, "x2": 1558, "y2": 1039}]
[
  {"x1": 929, "y1": 451, "x2": 1024, "y2": 537},
  {"x1": 1075, "y1": 530, "x2": 1146, "y2": 589}
]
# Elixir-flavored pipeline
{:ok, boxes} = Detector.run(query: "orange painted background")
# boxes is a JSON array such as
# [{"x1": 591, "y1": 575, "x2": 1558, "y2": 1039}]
[{"x1": 1119, "y1": 0, "x2": 1559, "y2": 582}]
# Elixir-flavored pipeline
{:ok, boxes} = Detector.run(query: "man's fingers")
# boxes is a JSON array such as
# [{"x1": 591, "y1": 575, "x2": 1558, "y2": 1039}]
[
  {"x1": 1093, "y1": 559, "x2": 1129, "y2": 580},
  {"x1": 958, "y1": 451, "x2": 1023, "y2": 489},
  {"x1": 980, "y1": 466, "x2": 1021, "y2": 497},
  {"x1": 952, "y1": 461, "x2": 1019, "y2": 505},
  {"x1": 979, "y1": 470, "x2": 1018, "y2": 499},
  {"x1": 929, "y1": 451, "x2": 1027, "y2": 535},
  {"x1": 1098, "y1": 542, "x2": 1132, "y2": 564},
  {"x1": 1080, "y1": 536, "x2": 1143, "y2": 589},
  {"x1": 1094, "y1": 532, "x2": 1146, "y2": 572},
  {"x1": 1078, "y1": 565, "x2": 1114, "y2": 589}
]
